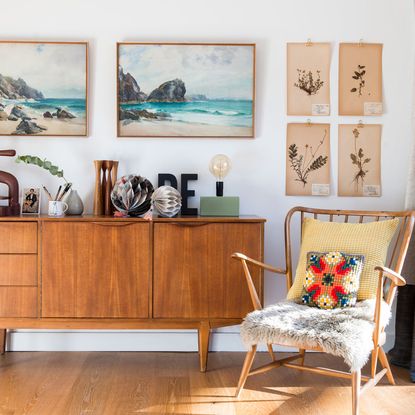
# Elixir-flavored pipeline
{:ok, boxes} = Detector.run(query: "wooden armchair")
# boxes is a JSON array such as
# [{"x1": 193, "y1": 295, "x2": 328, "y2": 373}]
[{"x1": 233, "y1": 206, "x2": 415, "y2": 415}]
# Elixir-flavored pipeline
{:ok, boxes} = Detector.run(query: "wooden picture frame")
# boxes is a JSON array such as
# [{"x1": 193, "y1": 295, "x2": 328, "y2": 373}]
[
  {"x1": 0, "y1": 41, "x2": 88, "y2": 137},
  {"x1": 117, "y1": 42, "x2": 255, "y2": 138},
  {"x1": 21, "y1": 187, "x2": 41, "y2": 215}
]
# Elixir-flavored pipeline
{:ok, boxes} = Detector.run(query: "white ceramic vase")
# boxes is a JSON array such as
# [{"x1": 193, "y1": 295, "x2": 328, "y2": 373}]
[{"x1": 64, "y1": 189, "x2": 84, "y2": 215}]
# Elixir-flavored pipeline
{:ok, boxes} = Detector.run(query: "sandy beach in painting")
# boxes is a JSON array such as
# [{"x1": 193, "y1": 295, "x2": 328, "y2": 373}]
[
  {"x1": 119, "y1": 119, "x2": 251, "y2": 137},
  {"x1": 0, "y1": 116, "x2": 86, "y2": 136}
]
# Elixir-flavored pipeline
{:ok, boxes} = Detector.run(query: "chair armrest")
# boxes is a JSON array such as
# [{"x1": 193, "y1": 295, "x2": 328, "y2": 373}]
[
  {"x1": 232, "y1": 253, "x2": 288, "y2": 311},
  {"x1": 374, "y1": 266, "x2": 406, "y2": 286},
  {"x1": 372, "y1": 266, "x2": 406, "y2": 348},
  {"x1": 232, "y1": 253, "x2": 287, "y2": 275}
]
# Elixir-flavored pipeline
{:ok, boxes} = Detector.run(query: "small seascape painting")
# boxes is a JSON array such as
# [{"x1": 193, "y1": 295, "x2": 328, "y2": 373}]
[
  {"x1": 0, "y1": 41, "x2": 88, "y2": 136},
  {"x1": 22, "y1": 187, "x2": 41, "y2": 214},
  {"x1": 117, "y1": 43, "x2": 255, "y2": 138},
  {"x1": 287, "y1": 42, "x2": 331, "y2": 116}
]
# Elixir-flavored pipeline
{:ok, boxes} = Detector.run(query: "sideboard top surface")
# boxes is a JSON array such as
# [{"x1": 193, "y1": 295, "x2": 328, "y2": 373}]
[{"x1": 0, "y1": 215, "x2": 266, "y2": 223}]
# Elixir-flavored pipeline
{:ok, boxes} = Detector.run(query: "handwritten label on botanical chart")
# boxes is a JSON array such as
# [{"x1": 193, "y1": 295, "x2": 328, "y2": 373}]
[
  {"x1": 363, "y1": 185, "x2": 381, "y2": 197},
  {"x1": 364, "y1": 102, "x2": 383, "y2": 115},
  {"x1": 312, "y1": 184, "x2": 330, "y2": 196},
  {"x1": 312, "y1": 104, "x2": 330, "y2": 116}
]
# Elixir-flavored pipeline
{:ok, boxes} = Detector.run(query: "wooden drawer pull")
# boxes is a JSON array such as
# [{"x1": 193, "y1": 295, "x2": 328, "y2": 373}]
[
  {"x1": 169, "y1": 222, "x2": 209, "y2": 227},
  {"x1": 90, "y1": 222, "x2": 136, "y2": 227}
]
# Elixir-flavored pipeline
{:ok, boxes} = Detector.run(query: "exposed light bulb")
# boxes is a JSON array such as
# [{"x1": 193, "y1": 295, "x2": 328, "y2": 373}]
[
  {"x1": 209, "y1": 154, "x2": 232, "y2": 196},
  {"x1": 209, "y1": 154, "x2": 232, "y2": 181}
]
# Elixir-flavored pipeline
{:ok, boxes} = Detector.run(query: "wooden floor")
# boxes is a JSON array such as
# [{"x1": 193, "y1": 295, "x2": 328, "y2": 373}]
[{"x1": 0, "y1": 352, "x2": 414, "y2": 414}]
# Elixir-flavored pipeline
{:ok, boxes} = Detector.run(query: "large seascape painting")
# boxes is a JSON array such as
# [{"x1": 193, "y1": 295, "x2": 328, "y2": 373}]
[
  {"x1": 117, "y1": 43, "x2": 255, "y2": 138},
  {"x1": 0, "y1": 41, "x2": 88, "y2": 136}
]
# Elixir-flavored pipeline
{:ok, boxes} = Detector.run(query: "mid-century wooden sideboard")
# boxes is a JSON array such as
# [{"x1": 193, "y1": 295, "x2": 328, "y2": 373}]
[{"x1": 0, "y1": 215, "x2": 265, "y2": 371}]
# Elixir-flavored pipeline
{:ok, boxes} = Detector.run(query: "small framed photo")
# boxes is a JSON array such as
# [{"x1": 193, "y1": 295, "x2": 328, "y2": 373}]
[{"x1": 22, "y1": 187, "x2": 41, "y2": 215}]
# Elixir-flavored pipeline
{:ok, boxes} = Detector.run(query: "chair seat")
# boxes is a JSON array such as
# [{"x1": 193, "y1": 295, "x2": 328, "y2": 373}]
[{"x1": 241, "y1": 300, "x2": 391, "y2": 371}]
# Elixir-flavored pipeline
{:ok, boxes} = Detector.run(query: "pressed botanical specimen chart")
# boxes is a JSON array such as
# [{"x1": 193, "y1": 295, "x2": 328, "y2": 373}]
[
  {"x1": 287, "y1": 43, "x2": 331, "y2": 115},
  {"x1": 286, "y1": 123, "x2": 330, "y2": 196},
  {"x1": 338, "y1": 124, "x2": 381, "y2": 196},
  {"x1": 339, "y1": 43, "x2": 383, "y2": 115}
]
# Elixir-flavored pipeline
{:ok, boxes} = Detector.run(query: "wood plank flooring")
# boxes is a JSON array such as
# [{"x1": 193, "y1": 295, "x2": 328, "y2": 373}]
[{"x1": 0, "y1": 351, "x2": 414, "y2": 414}]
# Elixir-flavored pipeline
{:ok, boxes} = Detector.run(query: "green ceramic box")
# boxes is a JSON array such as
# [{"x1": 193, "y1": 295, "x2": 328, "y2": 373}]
[{"x1": 200, "y1": 196, "x2": 240, "y2": 217}]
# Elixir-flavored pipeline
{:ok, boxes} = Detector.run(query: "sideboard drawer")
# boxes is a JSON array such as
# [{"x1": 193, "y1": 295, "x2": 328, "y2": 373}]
[
  {"x1": 0, "y1": 287, "x2": 37, "y2": 317},
  {"x1": 0, "y1": 222, "x2": 37, "y2": 253},
  {"x1": 0, "y1": 255, "x2": 37, "y2": 285}
]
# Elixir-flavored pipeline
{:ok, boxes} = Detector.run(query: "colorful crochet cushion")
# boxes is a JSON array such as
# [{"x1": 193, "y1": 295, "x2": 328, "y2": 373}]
[
  {"x1": 287, "y1": 218, "x2": 399, "y2": 301},
  {"x1": 301, "y1": 251, "x2": 364, "y2": 309}
]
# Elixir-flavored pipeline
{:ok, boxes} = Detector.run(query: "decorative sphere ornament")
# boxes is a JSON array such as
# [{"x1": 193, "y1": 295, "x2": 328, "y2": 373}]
[
  {"x1": 151, "y1": 185, "x2": 182, "y2": 217},
  {"x1": 111, "y1": 174, "x2": 154, "y2": 217}
]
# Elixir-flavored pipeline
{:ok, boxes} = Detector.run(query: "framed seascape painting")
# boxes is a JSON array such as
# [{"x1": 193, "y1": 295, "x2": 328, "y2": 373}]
[
  {"x1": 117, "y1": 43, "x2": 255, "y2": 138},
  {"x1": 0, "y1": 41, "x2": 88, "y2": 137}
]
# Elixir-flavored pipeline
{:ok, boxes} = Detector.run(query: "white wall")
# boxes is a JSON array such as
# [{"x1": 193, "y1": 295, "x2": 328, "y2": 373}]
[{"x1": 1, "y1": 0, "x2": 414, "y2": 352}]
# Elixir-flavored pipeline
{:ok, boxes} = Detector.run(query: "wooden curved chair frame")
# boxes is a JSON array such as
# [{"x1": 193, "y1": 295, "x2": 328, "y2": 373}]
[{"x1": 233, "y1": 206, "x2": 415, "y2": 415}]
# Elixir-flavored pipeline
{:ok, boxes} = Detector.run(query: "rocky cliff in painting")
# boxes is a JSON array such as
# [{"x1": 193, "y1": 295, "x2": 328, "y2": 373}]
[
  {"x1": 147, "y1": 79, "x2": 186, "y2": 102},
  {"x1": 0, "y1": 74, "x2": 44, "y2": 100},
  {"x1": 118, "y1": 67, "x2": 148, "y2": 102}
]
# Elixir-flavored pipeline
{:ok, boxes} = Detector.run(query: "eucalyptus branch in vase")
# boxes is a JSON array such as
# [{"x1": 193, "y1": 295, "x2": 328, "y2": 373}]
[
  {"x1": 16, "y1": 155, "x2": 72, "y2": 201},
  {"x1": 288, "y1": 129, "x2": 328, "y2": 187}
]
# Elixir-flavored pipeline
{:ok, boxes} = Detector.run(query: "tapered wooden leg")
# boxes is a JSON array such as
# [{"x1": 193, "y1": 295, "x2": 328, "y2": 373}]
[
  {"x1": 267, "y1": 344, "x2": 275, "y2": 361},
  {"x1": 351, "y1": 370, "x2": 361, "y2": 415},
  {"x1": 198, "y1": 321, "x2": 211, "y2": 373},
  {"x1": 236, "y1": 345, "x2": 257, "y2": 398},
  {"x1": 378, "y1": 347, "x2": 395, "y2": 385},
  {"x1": 299, "y1": 348, "x2": 305, "y2": 366},
  {"x1": 371, "y1": 347, "x2": 379, "y2": 378},
  {"x1": 0, "y1": 329, "x2": 6, "y2": 354}
]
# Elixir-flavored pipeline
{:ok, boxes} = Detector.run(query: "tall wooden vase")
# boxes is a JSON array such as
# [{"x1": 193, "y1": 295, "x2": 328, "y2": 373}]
[{"x1": 93, "y1": 160, "x2": 103, "y2": 215}]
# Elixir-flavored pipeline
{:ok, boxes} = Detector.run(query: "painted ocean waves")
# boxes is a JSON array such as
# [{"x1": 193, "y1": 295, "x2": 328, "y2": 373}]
[
  {"x1": 0, "y1": 42, "x2": 88, "y2": 136},
  {"x1": 118, "y1": 43, "x2": 255, "y2": 137},
  {"x1": 120, "y1": 99, "x2": 253, "y2": 128}
]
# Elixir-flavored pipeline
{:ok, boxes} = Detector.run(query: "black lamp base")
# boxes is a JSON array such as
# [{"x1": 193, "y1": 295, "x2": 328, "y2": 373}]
[{"x1": 216, "y1": 181, "x2": 223, "y2": 197}]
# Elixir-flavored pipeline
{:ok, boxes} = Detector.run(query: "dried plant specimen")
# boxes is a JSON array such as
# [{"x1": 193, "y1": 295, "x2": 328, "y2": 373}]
[
  {"x1": 350, "y1": 128, "x2": 370, "y2": 190},
  {"x1": 288, "y1": 129, "x2": 328, "y2": 186},
  {"x1": 350, "y1": 65, "x2": 366, "y2": 96},
  {"x1": 294, "y1": 69, "x2": 324, "y2": 96}
]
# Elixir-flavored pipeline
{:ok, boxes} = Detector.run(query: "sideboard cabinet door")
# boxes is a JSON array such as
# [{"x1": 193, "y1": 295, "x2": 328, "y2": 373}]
[
  {"x1": 42, "y1": 222, "x2": 150, "y2": 318},
  {"x1": 153, "y1": 222, "x2": 262, "y2": 319}
]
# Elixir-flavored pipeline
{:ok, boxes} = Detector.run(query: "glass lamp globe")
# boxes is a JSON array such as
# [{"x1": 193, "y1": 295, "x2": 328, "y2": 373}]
[{"x1": 209, "y1": 154, "x2": 232, "y2": 196}]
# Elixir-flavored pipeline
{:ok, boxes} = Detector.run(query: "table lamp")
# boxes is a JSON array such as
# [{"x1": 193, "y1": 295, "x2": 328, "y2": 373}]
[
  {"x1": 200, "y1": 154, "x2": 239, "y2": 217},
  {"x1": 209, "y1": 154, "x2": 231, "y2": 197}
]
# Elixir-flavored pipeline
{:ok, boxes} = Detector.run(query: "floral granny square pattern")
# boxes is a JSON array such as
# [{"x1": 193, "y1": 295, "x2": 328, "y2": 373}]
[{"x1": 301, "y1": 251, "x2": 364, "y2": 309}]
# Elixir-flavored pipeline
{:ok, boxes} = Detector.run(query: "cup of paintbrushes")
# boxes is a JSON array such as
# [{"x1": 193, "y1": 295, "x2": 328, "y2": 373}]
[{"x1": 43, "y1": 183, "x2": 72, "y2": 217}]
